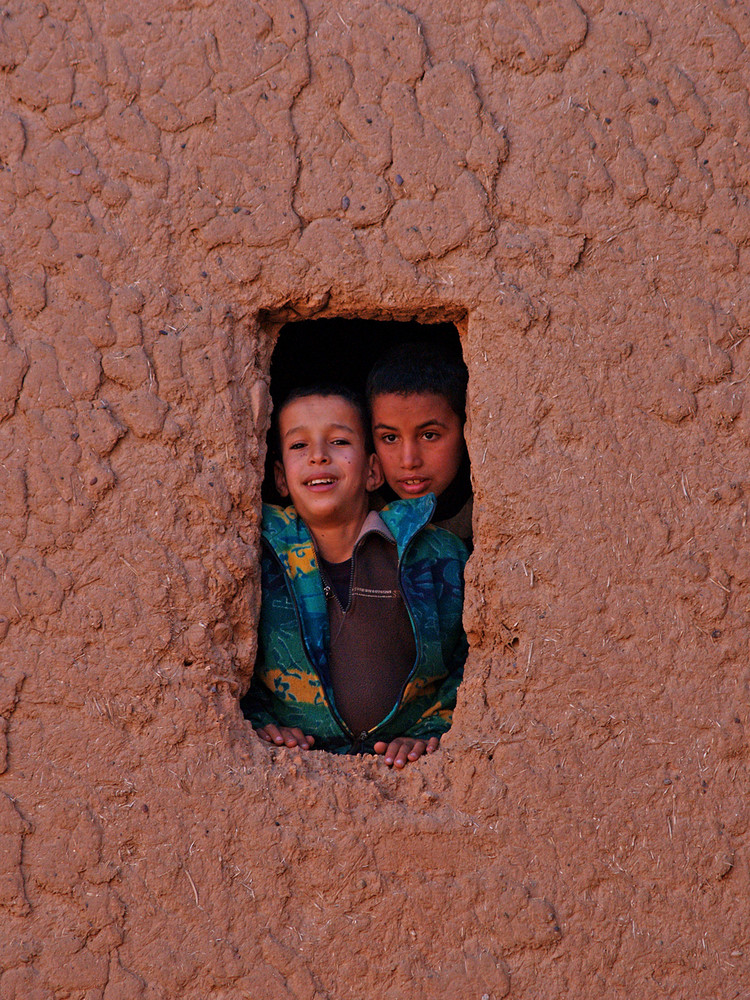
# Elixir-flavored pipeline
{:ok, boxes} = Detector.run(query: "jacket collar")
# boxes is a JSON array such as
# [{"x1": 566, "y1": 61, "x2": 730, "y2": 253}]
[
  {"x1": 262, "y1": 494, "x2": 436, "y2": 561},
  {"x1": 354, "y1": 509, "x2": 394, "y2": 546},
  {"x1": 378, "y1": 494, "x2": 436, "y2": 558}
]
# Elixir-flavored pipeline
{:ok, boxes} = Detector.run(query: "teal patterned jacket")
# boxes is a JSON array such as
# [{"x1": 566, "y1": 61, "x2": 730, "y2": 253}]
[{"x1": 241, "y1": 494, "x2": 469, "y2": 754}]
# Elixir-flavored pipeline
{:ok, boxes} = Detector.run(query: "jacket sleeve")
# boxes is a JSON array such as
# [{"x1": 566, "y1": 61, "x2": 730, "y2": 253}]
[
  {"x1": 240, "y1": 629, "x2": 279, "y2": 731},
  {"x1": 240, "y1": 670, "x2": 279, "y2": 730},
  {"x1": 240, "y1": 535, "x2": 290, "y2": 732}
]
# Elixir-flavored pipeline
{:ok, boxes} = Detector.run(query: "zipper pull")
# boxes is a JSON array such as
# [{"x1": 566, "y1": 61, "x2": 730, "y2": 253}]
[{"x1": 349, "y1": 731, "x2": 369, "y2": 754}]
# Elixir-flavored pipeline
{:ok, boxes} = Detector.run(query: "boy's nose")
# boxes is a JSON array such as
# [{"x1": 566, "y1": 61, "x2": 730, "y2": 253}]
[{"x1": 401, "y1": 442, "x2": 422, "y2": 468}]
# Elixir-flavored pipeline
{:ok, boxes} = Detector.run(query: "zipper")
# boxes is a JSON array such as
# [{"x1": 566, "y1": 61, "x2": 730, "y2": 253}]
[
  {"x1": 377, "y1": 516, "x2": 428, "y2": 729},
  {"x1": 320, "y1": 531, "x2": 371, "y2": 614},
  {"x1": 393, "y1": 539, "x2": 423, "y2": 710}
]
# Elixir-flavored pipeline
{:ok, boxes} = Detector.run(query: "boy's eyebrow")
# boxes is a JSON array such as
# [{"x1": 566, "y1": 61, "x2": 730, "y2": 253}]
[
  {"x1": 283, "y1": 422, "x2": 357, "y2": 438},
  {"x1": 373, "y1": 419, "x2": 450, "y2": 431}
]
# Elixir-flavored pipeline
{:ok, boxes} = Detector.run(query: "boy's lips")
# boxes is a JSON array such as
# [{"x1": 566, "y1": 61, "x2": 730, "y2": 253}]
[
  {"x1": 397, "y1": 477, "x2": 430, "y2": 495},
  {"x1": 304, "y1": 476, "x2": 338, "y2": 491}
]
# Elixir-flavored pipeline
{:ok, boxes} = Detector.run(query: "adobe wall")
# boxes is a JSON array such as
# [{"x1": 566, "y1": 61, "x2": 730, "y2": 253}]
[{"x1": 1, "y1": 0, "x2": 748, "y2": 996}]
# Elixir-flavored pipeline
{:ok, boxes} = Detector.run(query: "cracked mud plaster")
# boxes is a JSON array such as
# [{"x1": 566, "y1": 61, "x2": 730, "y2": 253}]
[{"x1": 0, "y1": 0, "x2": 749, "y2": 996}]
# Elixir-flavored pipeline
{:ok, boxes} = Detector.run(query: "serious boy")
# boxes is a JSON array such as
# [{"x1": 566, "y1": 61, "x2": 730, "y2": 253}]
[
  {"x1": 241, "y1": 385, "x2": 468, "y2": 768},
  {"x1": 367, "y1": 343, "x2": 473, "y2": 546}
]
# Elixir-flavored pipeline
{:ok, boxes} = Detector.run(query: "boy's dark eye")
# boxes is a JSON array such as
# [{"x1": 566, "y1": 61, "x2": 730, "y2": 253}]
[
  {"x1": 423, "y1": 431, "x2": 439, "y2": 441},
  {"x1": 381, "y1": 433, "x2": 397, "y2": 444}
]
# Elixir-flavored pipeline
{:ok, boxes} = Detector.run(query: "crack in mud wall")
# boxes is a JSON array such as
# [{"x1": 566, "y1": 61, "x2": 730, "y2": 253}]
[{"x1": 1, "y1": 0, "x2": 749, "y2": 996}]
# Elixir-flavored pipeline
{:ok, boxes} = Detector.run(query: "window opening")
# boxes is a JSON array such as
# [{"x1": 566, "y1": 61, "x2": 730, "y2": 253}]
[{"x1": 243, "y1": 317, "x2": 470, "y2": 767}]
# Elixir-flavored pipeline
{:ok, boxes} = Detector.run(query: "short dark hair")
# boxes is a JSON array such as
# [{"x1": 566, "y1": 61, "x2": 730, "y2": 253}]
[
  {"x1": 365, "y1": 342, "x2": 468, "y2": 421},
  {"x1": 272, "y1": 384, "x2": 372, "y2": 456}
]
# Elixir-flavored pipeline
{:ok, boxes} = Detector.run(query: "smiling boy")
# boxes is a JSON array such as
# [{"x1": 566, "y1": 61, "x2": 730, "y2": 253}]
[
  {"x1": 273, "y1": 391, "x2": 380, "y2": 563},
  {"x1": 241, "y1": 384, "x2": 468, "y2": 768}
]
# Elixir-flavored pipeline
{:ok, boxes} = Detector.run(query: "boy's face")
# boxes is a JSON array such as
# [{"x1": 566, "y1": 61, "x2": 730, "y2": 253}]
[
  {"x1": 371, "y1": 392, "x2": 465, "y2": 501},
  {"x1": 274, "y1": 395, "x2": 383, "y2": 530}
]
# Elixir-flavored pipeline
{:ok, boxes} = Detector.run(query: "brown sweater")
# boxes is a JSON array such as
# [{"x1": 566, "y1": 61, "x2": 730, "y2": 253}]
[{"x1": 319, "y1": 513, "x2": 416, "y2": 736}]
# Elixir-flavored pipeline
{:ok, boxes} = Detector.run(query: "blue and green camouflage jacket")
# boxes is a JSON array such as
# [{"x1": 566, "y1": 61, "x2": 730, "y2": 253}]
[{"x1": 242, "y1": 494, "x2": 469, "y2": 754}]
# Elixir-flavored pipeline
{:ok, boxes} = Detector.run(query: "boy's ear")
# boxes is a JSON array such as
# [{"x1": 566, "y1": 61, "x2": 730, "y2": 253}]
[
  {"x1": 366, "y1": 452, "x2": 384, "y2": 493},
  {"x1": 274, "y1": 460, "x2": 290, "y2": 498}
]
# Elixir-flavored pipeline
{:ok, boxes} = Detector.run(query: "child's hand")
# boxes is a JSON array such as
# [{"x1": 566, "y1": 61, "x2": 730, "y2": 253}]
[
  {"x1": 373, "y1": 736, "x2": 440, "y2": 768},
  {"x1": 256, "y1": 724, "x2": 315, "y2": 750}
]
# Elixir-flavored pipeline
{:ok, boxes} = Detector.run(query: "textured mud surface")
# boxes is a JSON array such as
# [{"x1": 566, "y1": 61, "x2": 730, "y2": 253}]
[{"x1": 1, "y1": 0, "x2": 749, "y2": 996}]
